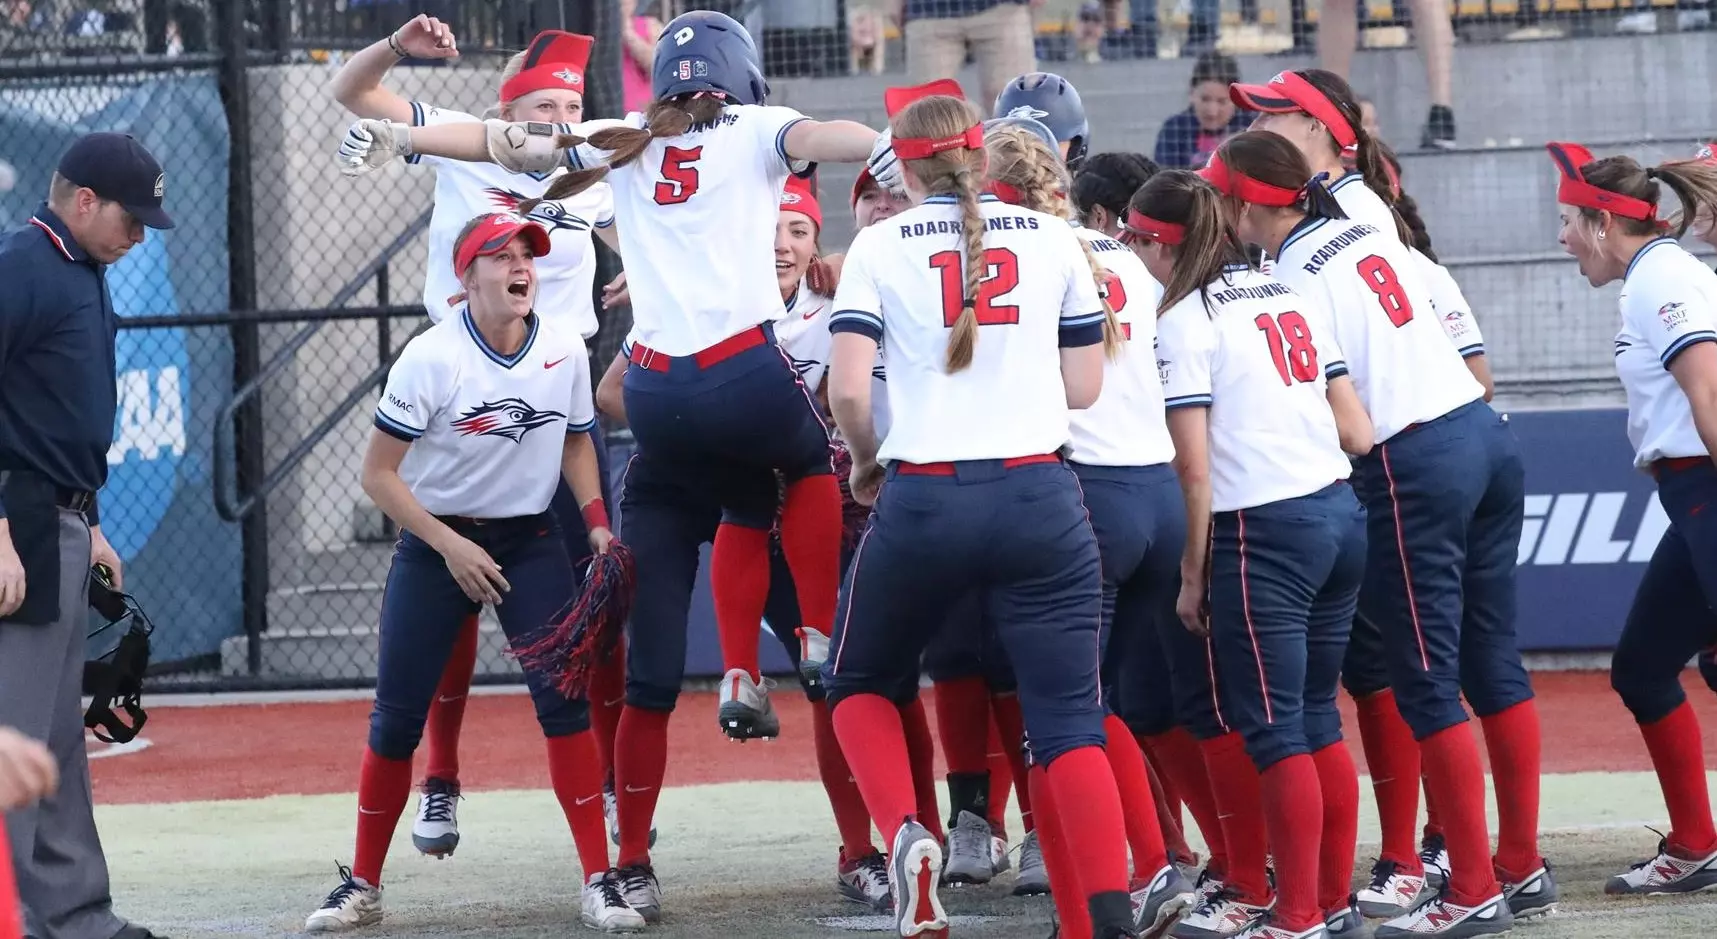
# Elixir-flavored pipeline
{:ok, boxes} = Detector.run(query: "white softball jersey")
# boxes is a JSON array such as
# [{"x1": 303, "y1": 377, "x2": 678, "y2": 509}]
[
  {"x1": 1157, "y1": 266, "x2": 1352, "y2": 512},
  {"x1": 564, "y1": 103, "x2": 810, "y2": 357},
  {"x1": 407, "y1": 103, "x2": 614, "y2": 339},
  {"x1": 374, "y1": 310, "x2": 596, "y2": 519},
  {"x1": 1271, "y1": 216, "x2": 1484, "y2": 445},
  {"x1": 1068, "y1": 226, "x2": 1176, "y2": 468},
  {"x1": 1614, "y1": 237, "x2": 1717, "y2": 468},
  {"x1": 828, "y1": 194, "x2": 1106, "y2": 465}
]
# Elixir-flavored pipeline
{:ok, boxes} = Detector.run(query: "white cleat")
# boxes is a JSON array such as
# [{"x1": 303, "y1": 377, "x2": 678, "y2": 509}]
[
  {"x1": 1374, "y1": 891, "x2": 1512, "y2": 938},
  {"x1": 616, "y1": 863, "x2": 662, "y2": 923},
  {"x1": 305, "y1": 864, "x2": 382, "y2": 932},
  {"x1": 582, "y1": 869, "x2": 647, "y2": 933},
  {"x1": 716, "y1": 668, "x2": 780, "y2": 740},
  {"x1": 891, "y1": 821, "x2": 949, "y2": 937},
  {"x1": 1356, "y1": 860, "x2": 1432, "y2": 919},
  {"x1": 1607, "y1": 839, "x2": 1717, "y2": 895},
  {"x1": 1172, "y1": 886, "x2": 1273, "y2": 939},
  {"x1": 411, "y1": 777, "x2": 460, "y2": 858},
  {"x1": 837, "y1": 849, "x2": 892, "y2": 910},
  {"x1": 1419, "y1": 835, "x2": 1449, "y2": 889},
  {"x1": 797, "y1": 627, "x2": 830, "y2": 691},
  {"x1": 1131, "y1": 863, "x2": 1198, "y2": 939}
]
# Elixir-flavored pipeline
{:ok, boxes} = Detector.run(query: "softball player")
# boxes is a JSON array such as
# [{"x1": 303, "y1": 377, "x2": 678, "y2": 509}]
[
  {"x1": 1134, "y1": 167, "x2": 1372, "y2": 939},
  {"x1": 305, "y1": 214, "x2": 640, "y2": 934},
  {"x1": 993, "y1": 71, "x2": 1091, "y2": 170},
  {"x1": 1072, "y1": 151, "x2": 1235, "y2": 902},
  {"x1": 1208, "y1": 130, "x2": 1540, "y2": 937},
  {"x1": 983, "y1": 123, "x2": 1198, "y2": 936},
  {"x1": 821, "y1": 84, "x2": 1164, "y2": 939},
  {"x1": 330, "y1": 19, "x2": 626, "y2": 857},
  {"x1": 1547, "y1": 142, "x2": 1717, "y2": 895}
]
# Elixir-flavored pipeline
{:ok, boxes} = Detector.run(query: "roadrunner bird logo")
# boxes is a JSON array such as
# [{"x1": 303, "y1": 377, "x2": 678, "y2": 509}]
[
  {"x1": 485, "y1": 188, "x2": 594, "y2": 232},
  {"x1": 451, "y1": 398, "x2": 566, "y2": 442}
]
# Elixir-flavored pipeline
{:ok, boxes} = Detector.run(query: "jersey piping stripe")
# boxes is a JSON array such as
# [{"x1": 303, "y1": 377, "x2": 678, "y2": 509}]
[
  {"x1": 1625, "y1": 237, "x2": 1677, "y2": 280},
  {"x1": 1660, "y1": 331, "x2": 1717, "y2": 368},
  {"x1": 1278, "y1": 217, "x2": 1332, "y2": 257},
  {"x1": 828, "y1": 525, "x2": 876, "y2": 676},
  {"x1": 1379, "y1": 443, "x2": 1430, "y2": 672},
  {"x1": 462, "y1": 309, "x2": 540, "y2": 369},
  {"x1": 1236, "y1": 509, "x2": 1274, "y2": 724},
  {"x1": 1164, "y1": 393, "x2": 1213, "y2": 409},
  {"x1": 374, "y1": 410, "x2": 423, "y2": 441},
  {"x1": 774, "y1": 117, "x2": 810, "y2": 171}
]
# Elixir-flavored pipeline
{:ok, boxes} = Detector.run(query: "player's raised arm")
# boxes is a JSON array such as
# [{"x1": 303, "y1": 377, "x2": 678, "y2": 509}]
[
  {"x1": 330, "y1": 14, "x2": 460, "y2": 122},
  {"x1": 781, "y1": 118, "x2": 881, "y2": 167}
]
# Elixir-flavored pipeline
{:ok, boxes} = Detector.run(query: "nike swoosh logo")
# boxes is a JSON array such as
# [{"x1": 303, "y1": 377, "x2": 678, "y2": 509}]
[
  {"x1": 359, "y1": 807, "x2": 385, "y2": 815},
  {"x1": 437, "y1": 695, "x2": 465, "y2": 703},
  {"x1": 575, "y1": 794, "x2": 600, "y2": 805},
  {"x1": 624, "y1": 784, "x2": 654, "y2": 793},
  {"x1": 545, "y1": 356, "x2": 569, "y2": 369},
  {"x1": 802, "y1": 309, "x2": 817, "y2": 320},
  {"x1": 603, "y1": 696, "x2": 625, "y2": 708}
]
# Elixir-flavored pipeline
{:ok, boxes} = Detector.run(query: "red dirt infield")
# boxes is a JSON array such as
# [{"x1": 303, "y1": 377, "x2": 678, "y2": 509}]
[{"x1": 94, "y1": 670, "x2": 1717, "y2": 805}]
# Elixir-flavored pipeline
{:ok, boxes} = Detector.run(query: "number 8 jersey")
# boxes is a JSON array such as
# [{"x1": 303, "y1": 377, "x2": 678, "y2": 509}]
[
  {"x1": 1157, "y1": 265, "x2": 1352, "y2": 512},
  {"x1": 1271, "y1": 215, "x2": 1483, "y2": 444},
  {"x1": 565, "y1": 103, "x2": 811, "y2": 356},
  {"x1": 829, "y1": 193, "x2": 1105, "y2": 465}
]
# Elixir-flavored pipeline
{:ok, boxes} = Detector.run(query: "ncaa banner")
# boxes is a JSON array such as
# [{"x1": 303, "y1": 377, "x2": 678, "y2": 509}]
[
  {"x1": 617, "y1": 407, "x2": 1667, "y2": 680},
  {"x1": 0, "y1": 74, "x2": 240, "y2": 664}
]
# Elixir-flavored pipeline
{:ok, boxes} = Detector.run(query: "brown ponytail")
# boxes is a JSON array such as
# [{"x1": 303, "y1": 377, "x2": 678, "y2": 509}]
[
  {"x1": 525, "y1": 94, "x2": 728, "y2": 208},
  {"x1": 1570, "y1": 154, "x2": 1717, "y2": 238},
  {"x1": 1131, "y1": 169, "x2": 1248, "y2": 315},
  {"x1": 1295, "y1": 69, "x2": 1397, "y2": 211},
  {"x1": 1215, "y1": 130, "x2": 1351, "y2": 225},
  {"x1": 893, "y1": 95, "x2": 990, "y2": 373},
  {"x1": 983, "y1": 125, "x2": 1123, "y2": 361}
]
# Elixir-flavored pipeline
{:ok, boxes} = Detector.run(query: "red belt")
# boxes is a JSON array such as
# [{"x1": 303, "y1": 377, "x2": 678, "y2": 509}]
[
  {"x1": 894, "y1": 452, "x2": 1061, "y2": 477},
  {"x1": 629, "y1": 324, "x2": 768, "y2": 373},
  {"x1": 1652, "y1": 455, "x2": 1710, "y2": 477}
]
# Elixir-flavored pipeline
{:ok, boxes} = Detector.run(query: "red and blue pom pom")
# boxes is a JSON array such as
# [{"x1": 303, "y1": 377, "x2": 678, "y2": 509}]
[{"x1": 510, "y1": 541, "x2": 636, "y2": 700}]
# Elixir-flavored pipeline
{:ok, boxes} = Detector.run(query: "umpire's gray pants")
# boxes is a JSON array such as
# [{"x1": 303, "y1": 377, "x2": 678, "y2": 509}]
[{"x1": 0, "y1": 509, "x2": 123, "y2": 939}]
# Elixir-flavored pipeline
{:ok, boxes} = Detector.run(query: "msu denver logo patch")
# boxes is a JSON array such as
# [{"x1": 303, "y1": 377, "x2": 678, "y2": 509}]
[{"x1": 451, "y1": 398, "x2": 566, "y2": 442}]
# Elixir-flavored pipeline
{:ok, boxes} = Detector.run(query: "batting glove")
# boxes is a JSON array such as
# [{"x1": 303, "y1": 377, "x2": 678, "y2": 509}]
[
  {"x1": 337, "y1": 119, "x2": 412, "y2": 177},
  {"x1": 866, "y1": 127, "x2": 905, "y2": 195},
  {"x1": 485, "y1": 120, "x2": 571, "y2": 175}
]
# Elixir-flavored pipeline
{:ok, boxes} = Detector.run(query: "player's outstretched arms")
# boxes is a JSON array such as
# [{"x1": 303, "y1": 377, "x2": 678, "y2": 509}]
[
  {"x1": 1326, "y1": 376, "x2": 1375, "y2": 456},
  {"x1": 335, "y1": 119, "x2": 489, "y2": 176},
  {"x1": 782, "y1": 120, "x2": 881, "y2": 166}
]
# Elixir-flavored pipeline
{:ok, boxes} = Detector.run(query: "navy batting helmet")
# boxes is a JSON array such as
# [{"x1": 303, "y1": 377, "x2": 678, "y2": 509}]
[
  {"x1": 652, "y1": 10, "x2": 769, "y2": 106},
  {"x1": 994, "y1": 72, "x2": 1090, "y2": 169},
  {"x1": 983, "y1": 116, "x2": 1060, "y2": 155}
]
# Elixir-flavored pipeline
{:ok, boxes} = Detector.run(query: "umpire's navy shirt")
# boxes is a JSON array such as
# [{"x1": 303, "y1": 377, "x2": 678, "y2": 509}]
[{"x1": 0, "y1": 205, "x2": 117, "y2": 524}]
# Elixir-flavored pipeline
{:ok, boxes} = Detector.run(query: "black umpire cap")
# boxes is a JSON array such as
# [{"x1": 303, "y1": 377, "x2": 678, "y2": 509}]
[{"x1": 56, "y1": 132, "x2": 175, "y2": 230}]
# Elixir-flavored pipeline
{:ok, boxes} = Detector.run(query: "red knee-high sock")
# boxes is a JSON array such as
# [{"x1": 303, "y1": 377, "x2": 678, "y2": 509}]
[
  {"x1": 0, "y1": 816, "x2": 20, "y2": 939},
  {"x1": 1423, "y1": 774, "x2": 1444, "y2": 841},
  {"x1": 1046, "y1": 747, "x2": 1132, "y2": 900},
  {"x1": 813, "y1": 699, "x2": 877, "y2": 858},
  {"x1": 352, "y1": 747, "x2": 415, "y2": 885},
  {"x1": 986, "y1": 717, "x2": 1013, "y2": 839},
  {"x1": 1260, "y1": 754, "x2": 1324, "y2": 931},
  {"x1": 1199, "y1": 732, "x2": 1272, "y2": 903},
  {"x1": 1418, "y1": 722, "x2": 1500, "y2": 903},
  {"x1": 990, "y1": 693, "x2": 1034, "y2": 833},
  {"x1": 898, "y1": 696, "x2": 944, "y2": 841},
  {"x1": 711, "y1": 524, "x2": 772, "y2": 681},
  {"x1": 1140, "y1": 739, "x2": 1185, "y2": 824},
  {"x1": 1638, "y1": 701, "x2": 1717, "y2": 856},
  {"x1": 1479, "y1": 699, "x2": 1543, "y2": 879},
  {"x1": 545, "y1": 731, "x2": 612, "y2": 876},
  {"x1": 1312, "y1": 742, "x2": 1361, "y2": 916},
  {"x1": 933, "y1": 677, "x2": 991, "y2": 774},
  {"x1": 588, "y1": 638, "x2": 627, "y2": 782},
  {"x1": 1354, "y1": 690, "x2": 1424, "y2": 872},
  {"x1": 1145, "y1": 753, "x2": 1194, "y2": 864},
  {"x1": 779, "y1": 475, "x2": 842, "y2": 630},
  {"x1": 614, "y1": 705, "x2": 671, "y2": 866},
  {"x1": 834, "y1": 694, "x2": 918, "y2": 836},
  {"x1": 1145, "y1": 728, "x2": 1226, "y2": 876},
  {"x1": 1030, "y1": 765, "x2": 1092, "y2": 939},
  {"x1": 423, "y1": 614, "x2": 479, "y2": 784},
  {"x1": 1103, "y1": 715, "x2": 1170, "y2": 879}
]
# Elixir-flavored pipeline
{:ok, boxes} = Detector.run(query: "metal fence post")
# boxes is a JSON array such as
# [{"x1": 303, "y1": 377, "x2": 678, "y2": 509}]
[{"x1": 215, "y1": 0, "x2": 270, "y2": 676}]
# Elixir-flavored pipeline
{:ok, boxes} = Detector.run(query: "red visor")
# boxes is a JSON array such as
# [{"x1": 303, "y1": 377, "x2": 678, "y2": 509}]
[
  {"x1": 850, "y1": 167, "x2": 877, "y2": 208},
  {"x1": 1121, "y1": 208, "x2": 1185, "y2": 245},
  {"x1": 987, "y1": 180, "x2": 1025, "y2": 205},
  {"x1": 454, "y1": 213, "x2": 552, "y2": 278},
  {"x1": 779, "y1": 175, "x2": 823, "y2": 229},
  {"x1": 884, "y1": 78, "x2": 981, "y2": 160},
  {"x1": 1545, "y1": 141, "x2": 1657, "y2": 222},
  {"x1": 1200, "y1": 153, "x2": 1303, "y2": 207},
  {"x1": 1229, "y1": 71, "x2": 1356, "y2": 154},
  {"x1": 500, "y1": 31, "x2": 593, "y2": 103}
]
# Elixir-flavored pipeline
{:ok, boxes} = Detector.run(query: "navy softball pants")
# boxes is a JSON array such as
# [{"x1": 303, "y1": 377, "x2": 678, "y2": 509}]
[
  {"x1": 1209, "y1": 482, "x2": 1367, "y2": 771},
  {"x1": 369, "y1": 516, "x2": 588, "y2": 760},
  {"x1": 623, "y1": 322, "x2": 832, "y2": 529},
  {"x1": 1611, "y1": 459, "x2": 1717, "y2": 724},
  {"x1": 823, "y1": 457, "x2": 1106, "y2": 766},
  {"x1": 1351, "y1": 400, "x2": 1534, "y2": 739}
]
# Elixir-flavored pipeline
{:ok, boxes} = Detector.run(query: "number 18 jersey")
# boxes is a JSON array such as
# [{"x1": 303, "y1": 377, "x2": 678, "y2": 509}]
[{"x1": 1271, "y1": 217, "x2": 1482, "y2": 445}]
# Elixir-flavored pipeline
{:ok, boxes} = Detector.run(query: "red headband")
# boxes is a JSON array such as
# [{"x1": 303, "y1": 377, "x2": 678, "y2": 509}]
[
  {"x1": 1200, "y1": 152, "x2": 1304, "y2": 207},
  {"x1": 1121, "y1": 208, "x2": 1185, "y2": 245},
  {"x1": 1545, "y1": 141, "x2": 1657, "y2": 222},
  {"x1": 987, "y1": 180, "x2": 1025, "y2": 205},
  {"x1": 884, "y1": 78, "x2": 981, "y2": 161},
  {"x1": 454, "y1": 213, "x2": 552, "y2": 279},
  {"x1": 500, "y1": 31, "x2": 592, "y2": 103},
  {"x1": 1696, "y1": 141, "x2": 1716, "y2": 164},
  {"x1": 1230, "y1": 71, "x2": 1357, "y2": 154},
  {"x1": 779, "y1": 175, "x2": 823, "y2": 230}
]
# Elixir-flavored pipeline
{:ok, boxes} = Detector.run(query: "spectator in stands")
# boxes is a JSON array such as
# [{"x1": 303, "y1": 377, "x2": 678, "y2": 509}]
[
  {"x1": 1152, "y1": 52, "x2": 1252, "y2": 169},
  {"x1": 618, "y1": 0, "x2": 662, "y2": 115},
  {"x1": 1359, "y1": 95, "x2": 1382, "y2": 140},
  {"x1": 849, "y1": 5, "x2": 887, "y2": 74},
  {"x1": 1317, "y1": 0, "x2": 1456, "y2": 149},
  {"x1": 888, "y1": 0, "x2": 1042, "y2": 108},
  {"x1": 1074, "y1": 1, "x2": 1105, "y2": 63}
]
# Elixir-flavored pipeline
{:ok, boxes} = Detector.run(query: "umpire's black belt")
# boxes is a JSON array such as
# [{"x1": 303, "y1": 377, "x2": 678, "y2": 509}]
[{"x1": 55, "y1": 487, "x2": 95, "y2": 513}]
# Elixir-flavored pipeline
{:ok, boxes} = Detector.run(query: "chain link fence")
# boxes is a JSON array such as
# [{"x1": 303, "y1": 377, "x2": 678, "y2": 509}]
[{"x1": 0, "y1": 0, "x2": 1709, "y2": 689}]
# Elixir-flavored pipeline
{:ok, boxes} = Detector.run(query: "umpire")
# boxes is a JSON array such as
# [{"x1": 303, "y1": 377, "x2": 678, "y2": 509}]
[{"x1": 0, "y1": 133, "x2": 171, "y2": 939}]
